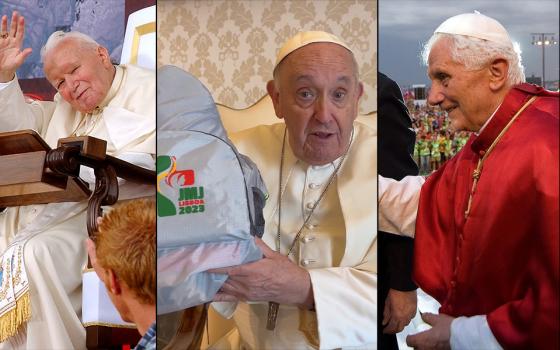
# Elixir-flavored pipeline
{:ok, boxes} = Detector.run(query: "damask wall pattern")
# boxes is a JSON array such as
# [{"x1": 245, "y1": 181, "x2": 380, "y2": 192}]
[{"x1": 158, "y1": 0, "x2": 377, "y2": 114}]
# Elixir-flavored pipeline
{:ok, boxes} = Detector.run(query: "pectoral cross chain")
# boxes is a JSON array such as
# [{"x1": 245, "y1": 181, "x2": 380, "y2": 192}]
[{"x1": 267, "y1": 301, "x2": 279, "y2": 330}]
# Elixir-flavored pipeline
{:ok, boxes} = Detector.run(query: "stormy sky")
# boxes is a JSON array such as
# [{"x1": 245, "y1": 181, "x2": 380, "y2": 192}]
[{"x1": 379, "y1": 0, "x2": 560, "y2": 89}]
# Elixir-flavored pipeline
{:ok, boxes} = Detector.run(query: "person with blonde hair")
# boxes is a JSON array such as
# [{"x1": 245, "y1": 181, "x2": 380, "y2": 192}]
[{"x1": 86, "y1": 198, "x2": 156, "y2": 350}]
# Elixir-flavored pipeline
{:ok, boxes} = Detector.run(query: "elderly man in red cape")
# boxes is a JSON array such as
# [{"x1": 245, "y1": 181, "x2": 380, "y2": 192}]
[{"x1": 379, "y1": 12, "x2": 559, "y2": 349}]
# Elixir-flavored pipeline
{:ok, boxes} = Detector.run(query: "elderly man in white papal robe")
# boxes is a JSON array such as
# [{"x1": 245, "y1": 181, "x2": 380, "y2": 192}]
[
  {"x1": 210, "y1": 31, "x2": 376, "y2": 350},
  {"x1": 0, "y1": 12, "x2": 155, "y2": 350}
]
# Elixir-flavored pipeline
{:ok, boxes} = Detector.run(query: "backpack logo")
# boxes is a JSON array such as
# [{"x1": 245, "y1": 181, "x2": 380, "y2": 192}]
[{"x1": 157, "y1": 155, "x2": 205, "y2": 217}]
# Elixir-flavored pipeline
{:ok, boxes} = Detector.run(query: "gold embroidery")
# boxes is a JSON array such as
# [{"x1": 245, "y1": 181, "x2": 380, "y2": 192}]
[
  {"x1": 0, "y1": 291, "x2": 31, "y2": 342},
  {"x1": 0, "y1": 258, "x2": 11, "y2": 301},
  {"x1": 12, "y1": 247, "x2": 22, "y2": 287},
  {"x1": 82, "y1": 321, "x2": 136, "y2": 329}
]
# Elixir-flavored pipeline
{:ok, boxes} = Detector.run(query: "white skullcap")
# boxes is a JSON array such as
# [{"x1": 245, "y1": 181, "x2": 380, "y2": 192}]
[
  {"x1": 435, "y1": 11, "x2": 513, "y2": 48},
  {"x1": 274, "y1": 31, "x2": 352, "y2": 69}
]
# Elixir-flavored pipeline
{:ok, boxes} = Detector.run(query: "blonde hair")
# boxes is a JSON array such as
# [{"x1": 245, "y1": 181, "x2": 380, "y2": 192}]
[{"x1": 95, "y1": 198, "x2": 156, "y2": 305}]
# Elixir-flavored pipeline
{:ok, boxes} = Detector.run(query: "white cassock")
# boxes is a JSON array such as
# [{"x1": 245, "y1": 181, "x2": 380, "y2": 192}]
[
  {"x1": 377, "y1": 175, "x2": 424, "y2": 238},
  {"x1": 0, "y1": 64, "x2": 155, "y2": 349},
  {"x1": 213, "y1": 121, "x2": 377, "y2": 350}
]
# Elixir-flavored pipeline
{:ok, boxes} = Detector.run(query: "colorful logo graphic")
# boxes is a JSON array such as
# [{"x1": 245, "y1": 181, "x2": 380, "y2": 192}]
[{"x1": 157, "y1": 155, "x2": 205, "y2": 217}]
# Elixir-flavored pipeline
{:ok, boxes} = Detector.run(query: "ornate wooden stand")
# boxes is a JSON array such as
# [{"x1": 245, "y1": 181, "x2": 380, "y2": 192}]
[{"x1": 0, "y1": 130, "x2": 155, "y2": 350}]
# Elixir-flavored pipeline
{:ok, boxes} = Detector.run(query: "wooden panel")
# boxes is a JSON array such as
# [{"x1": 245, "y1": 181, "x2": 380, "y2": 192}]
[
  {"x1": 0, "y1": 130, "x2": 90, "y2": 206},
  {"x1": 0, "y1": 177, "x2": 90, "y2": 207},
  {"x1": 58, "y1": 136, "x2": 107, "y2": 160},
  {"x1": 0, "y1": 129, "x2": 50, "y2": 155},
  {"x1": 86, "y1": 326, "x2": 141, "y2": 350},
  {"x1": 0, "y1": 151, "x2": 46, "y2": 186}
]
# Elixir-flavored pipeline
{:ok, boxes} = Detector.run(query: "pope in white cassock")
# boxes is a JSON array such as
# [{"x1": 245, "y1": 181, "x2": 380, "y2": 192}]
[
  {"x1": 0, "y1": 11, "x2": 155, "y2": 349},
  {"x1": 210, "y1": 31, "x2": 376, "y2": 349}
]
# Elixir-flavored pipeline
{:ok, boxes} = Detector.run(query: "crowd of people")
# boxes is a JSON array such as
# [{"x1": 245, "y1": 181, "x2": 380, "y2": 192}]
[{"x1": 407, "y1": 102, "x2": 471, "y2": 174}]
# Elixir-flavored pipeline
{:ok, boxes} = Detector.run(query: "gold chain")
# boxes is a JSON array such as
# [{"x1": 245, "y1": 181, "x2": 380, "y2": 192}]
[
  {"x1": 267, "y1": 126, "x2": 353, "y2": 331},
  {"x1": 464, "y1": 95, "x2": 537, "y2": 218},
  {"x1": 276, "y1": 126, "x2": 354, "y2": 257}
]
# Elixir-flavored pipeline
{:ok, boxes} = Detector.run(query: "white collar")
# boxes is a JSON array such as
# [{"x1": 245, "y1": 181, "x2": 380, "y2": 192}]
[{"x1": 475, "y1": 103, "x2": 501, "y2": 136}]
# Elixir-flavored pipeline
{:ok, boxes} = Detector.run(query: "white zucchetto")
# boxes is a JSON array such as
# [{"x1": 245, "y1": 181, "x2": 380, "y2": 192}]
[
  {"x1": 274, "y1": 31, "x2": 352, "y2": 70},
  {"x1": 435, "y1": 11, "x2": 513, "y2": 48}
]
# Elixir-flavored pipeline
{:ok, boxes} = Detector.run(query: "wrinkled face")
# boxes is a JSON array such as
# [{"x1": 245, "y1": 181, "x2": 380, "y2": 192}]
[
  {"x1": 43, "y1": 39, "x2": 115, "y2": 113},
  {"x1": 427, "y1": 38, "x2": 494, "y2": 132},
  {"x1": 269, "y1": 43, "x2": 363, "y2": 165}
]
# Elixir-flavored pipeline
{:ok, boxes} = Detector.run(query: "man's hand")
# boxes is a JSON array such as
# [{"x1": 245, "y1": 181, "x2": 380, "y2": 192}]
[
  {"x1": 406, "y1": 312, "x2": 454, "y2": 350},
  {"x1": 0, "y1": 11, "x2": 32, "y2": 82},
  {"x1": 383, "y1": 288, "x2": 417, "y2": 334},
  {"x1": 209, "y1": 238, "x2": 314, "y2": 308}
]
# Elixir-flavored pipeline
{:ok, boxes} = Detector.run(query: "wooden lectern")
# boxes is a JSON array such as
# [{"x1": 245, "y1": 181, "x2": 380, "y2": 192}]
[
  {"x1": 0, "y1": 130, "x2": 155, "y2": 350},
  {"x1": 0, "y1": 130, "x2": 90, "y2": 207}
]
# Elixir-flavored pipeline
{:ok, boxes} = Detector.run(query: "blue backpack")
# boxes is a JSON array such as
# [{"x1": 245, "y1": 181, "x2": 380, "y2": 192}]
[{"x1": 156, "y1": 65, "x2": 266, "y2": 314}]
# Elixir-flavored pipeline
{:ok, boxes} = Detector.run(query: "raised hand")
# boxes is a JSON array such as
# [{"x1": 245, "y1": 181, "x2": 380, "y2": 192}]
[{"x1": 0, "y1": 11, "x2": 32, "y2": 82}]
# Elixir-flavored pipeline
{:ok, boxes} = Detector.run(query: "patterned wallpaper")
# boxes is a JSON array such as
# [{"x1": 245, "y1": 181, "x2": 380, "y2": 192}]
[{"x1": 158, "y1": 0, "x2": 377, "y2": 114}]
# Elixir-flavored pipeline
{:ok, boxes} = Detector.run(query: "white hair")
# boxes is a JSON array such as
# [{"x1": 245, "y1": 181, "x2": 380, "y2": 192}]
[
  {"x1": 421, "y1": 33, "x2": 525, "y2": 86},
  {"x1": 40, "y1": 31, "x2": 100, "y2": 63}
]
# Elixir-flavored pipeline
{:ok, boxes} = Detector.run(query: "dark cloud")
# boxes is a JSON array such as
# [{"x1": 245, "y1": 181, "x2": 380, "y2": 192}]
[{"x1": 379, "y1": 0, "x2": 560, "y2": 88}]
